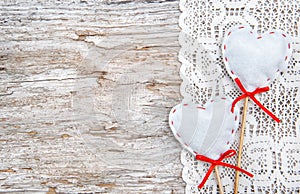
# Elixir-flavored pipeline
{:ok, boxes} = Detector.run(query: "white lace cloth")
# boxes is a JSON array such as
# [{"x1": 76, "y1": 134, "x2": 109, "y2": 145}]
[{"x1": 178, "y1": 0, "x2": 300, "y2": 193}]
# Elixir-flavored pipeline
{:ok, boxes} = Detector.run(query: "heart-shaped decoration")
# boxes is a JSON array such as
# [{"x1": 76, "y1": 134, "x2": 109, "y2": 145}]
[
  {"x1": 222, "y1": 25, "x2": 292, "y2": 92},
  {"x1": 169, "y1": 97, "x2": 240, "y2": 160}
]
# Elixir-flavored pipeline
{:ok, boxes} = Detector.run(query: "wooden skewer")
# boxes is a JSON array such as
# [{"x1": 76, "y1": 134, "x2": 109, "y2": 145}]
[
  {"x1": 214, "y1": 166, "x2": 224, "y2": 194},
  {"x1": 234, "y1": 96, "x2": 249, "y2": 194}
]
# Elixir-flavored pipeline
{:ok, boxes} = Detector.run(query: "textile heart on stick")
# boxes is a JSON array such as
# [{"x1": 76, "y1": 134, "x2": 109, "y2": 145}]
[
  {"x1": 169, "y1": 97, "x2": 254, "y2": 189},
  {"x1": 222, "y1": 25, "x2": 292, "y2": 92},
  {"x1": 222, "y1": 25, "x2": 293, "y2": 122},
  {"x1": 169, "y1": 97, "x2": 240, "y2": 160}
]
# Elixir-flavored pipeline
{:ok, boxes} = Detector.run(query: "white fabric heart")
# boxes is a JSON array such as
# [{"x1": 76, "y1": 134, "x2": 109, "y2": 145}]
[
  {"x1": 222, "y1": 25, "x2": 292, "y2": 92},
  {"x1": 169, "y1": 97, "x2": 239, "y2": 160}
]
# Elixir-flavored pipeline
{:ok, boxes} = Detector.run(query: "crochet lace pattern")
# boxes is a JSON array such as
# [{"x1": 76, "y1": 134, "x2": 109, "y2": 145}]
[{"x1": 178, "y1": 0, "x2": 300, "y2": 193}]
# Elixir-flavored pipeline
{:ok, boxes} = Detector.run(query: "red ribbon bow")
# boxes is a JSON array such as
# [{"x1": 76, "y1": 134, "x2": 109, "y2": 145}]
[
  {"x1": 196, "y1": 149, "x2": 253, "y2": 189},
  {"x1": 231, "y1": 78, "x2": 280, "y2": 123}
]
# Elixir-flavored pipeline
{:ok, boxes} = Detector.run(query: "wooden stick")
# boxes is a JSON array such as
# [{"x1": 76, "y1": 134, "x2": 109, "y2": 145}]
[
  {"x1": 214, "y1": 166, "x2": 224, "y2": 194},
  {"x1": 234, "y1": 97, "x2": 249, "y2": 194}
]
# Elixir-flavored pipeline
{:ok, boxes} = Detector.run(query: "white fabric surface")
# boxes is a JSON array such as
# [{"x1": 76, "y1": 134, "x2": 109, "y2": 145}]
[
  {"x1": 169, "y1": 97, "x2": 240, "y2": 160},
  {"x1": 222, "y1": 25, "x2": 292, "y2": 92},
  {"x1": 178, "y1": 0, "x2": 300, "y2": 193}
]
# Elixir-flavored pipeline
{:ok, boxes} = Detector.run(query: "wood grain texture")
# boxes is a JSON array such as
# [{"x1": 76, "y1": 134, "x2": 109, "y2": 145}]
[{"x1": 0, "y1": 0, "x2": 184, "y2": 193}]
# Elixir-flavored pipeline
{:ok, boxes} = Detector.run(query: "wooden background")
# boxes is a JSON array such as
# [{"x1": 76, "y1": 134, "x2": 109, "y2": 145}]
[{"x1": 0, "y1": 0, "x2": 185, "y2": 193}]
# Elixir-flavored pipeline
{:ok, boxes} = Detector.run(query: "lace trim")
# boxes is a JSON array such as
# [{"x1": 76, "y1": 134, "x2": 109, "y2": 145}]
[{"x1": 178, "y1": 0, "x2": 300, "y2": 193}]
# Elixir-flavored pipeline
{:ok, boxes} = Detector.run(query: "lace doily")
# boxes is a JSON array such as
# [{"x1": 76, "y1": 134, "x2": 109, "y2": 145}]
[{"x1": 178, "y1": 0, "x2": 300, "y2": 193}]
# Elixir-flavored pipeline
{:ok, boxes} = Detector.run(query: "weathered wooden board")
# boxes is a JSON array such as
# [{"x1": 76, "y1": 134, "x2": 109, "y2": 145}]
[{"x1": 0, "y1": 0, "x2": 185, "y2": 193}]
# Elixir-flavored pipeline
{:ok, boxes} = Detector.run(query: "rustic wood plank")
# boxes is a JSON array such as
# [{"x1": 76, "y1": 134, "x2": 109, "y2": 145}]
[{"x1": 0, "y1": 0, "x2": 184, "y2": 193}]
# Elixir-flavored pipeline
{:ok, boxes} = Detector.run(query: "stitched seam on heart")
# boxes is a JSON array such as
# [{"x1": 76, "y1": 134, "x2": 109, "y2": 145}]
[
  {"x1": 169, "y1": 105, "x2": 189, "y2": 152},
  {"x1": 169, "y1": 103, "x2": 204, "y2": 155}
]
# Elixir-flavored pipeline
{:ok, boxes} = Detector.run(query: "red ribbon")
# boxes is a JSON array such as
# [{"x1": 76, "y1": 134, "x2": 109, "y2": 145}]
[
  {"x1": 196, "y1": 149, "x2": 253, "y2": 189},
  {"x1": 231, "y1": 78, "x2": 280, "y2": 123}
]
